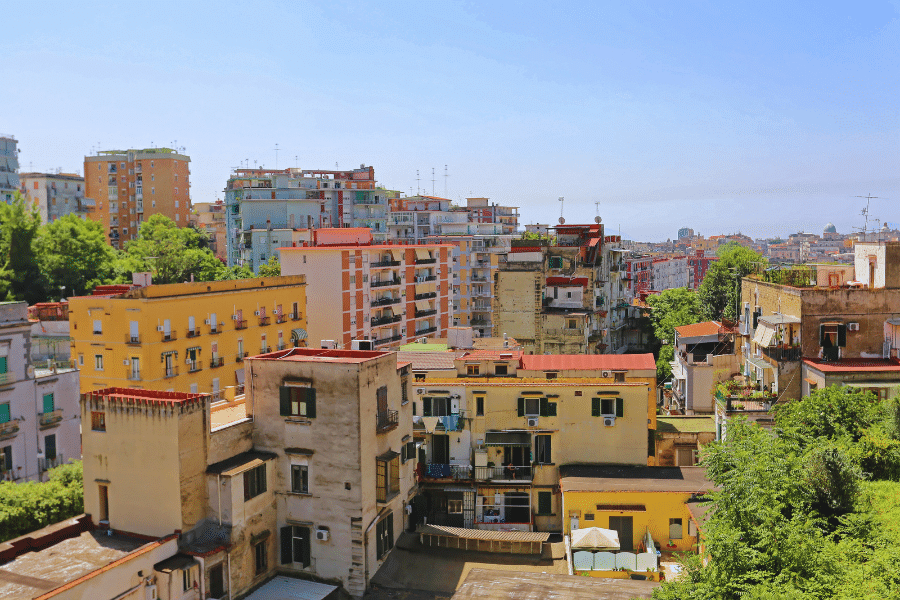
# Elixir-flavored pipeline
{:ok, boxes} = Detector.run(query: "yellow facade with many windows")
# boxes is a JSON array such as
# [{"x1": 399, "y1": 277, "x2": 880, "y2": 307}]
[{"x1": 70, "y1": 276, "x2": 306, "y2": 398}]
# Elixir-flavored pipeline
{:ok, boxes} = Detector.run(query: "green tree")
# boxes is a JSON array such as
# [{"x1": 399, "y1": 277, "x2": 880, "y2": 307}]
[
  {"x1": 257, "y1": 256, "x2": 281, "y2": 277},
  {"x1": 0, "y1": 460, "x2": 84, "y2": 543},
  {"x1": 0, "y1": 193, "x2": 44, "y2": 303},
  {"x1": 114, "y1": 214, "x2": 223, "y2": 284},
  {"x1": 698, "y1": 244, "x2": 765, "y2": 321},
  {"x1": 646, "y1": 288, "x2": 704, "y2": 381},
  {"x1": 216, "y1": 265, "x2": 255, "y2": 280},
  {"x1": 33, "y1": 215, "x2": 117, "y2": 298}
]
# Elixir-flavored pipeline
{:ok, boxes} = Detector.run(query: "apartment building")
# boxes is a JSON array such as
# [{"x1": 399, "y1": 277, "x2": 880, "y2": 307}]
[
  {"x1": 225, "y1": 165, "x2": 394, "y2": 271},
  {"x1": 406, "y1": 351, "x2": 657, "y2": 533},
  {"x1": 0, "y1": 134, "x2": 19, "y2": 204},
  {"x1": 19, "y1": 172, "x2": 93, "y2": 223},
  {"x1": 462, "y1": 197, "x2": 519, "y2": 235},
  {"x1": 191, "y1": 200, "x2": 227, "y2": 260},
  {"x1": 493, "y1": 224, "x2": 630, "y2": 354},
  {"x1": 84, "y1": 148, "x2": 191, "y2": 249},
  {"x1": 669, "y1": 321, "x2": 739, "y2": 414},
  {"x1": 69, "y1": 275, "x2": 307, "y2": 399},
  {"x1": 280, "y1": 228, "x2": 452, "y2": 350},
  {"x1": 388, "y1": 195, "x2": 460, "y2": 243},
  {"x1": 0, "y1": 302, "x2": 80, "y2": 483}
]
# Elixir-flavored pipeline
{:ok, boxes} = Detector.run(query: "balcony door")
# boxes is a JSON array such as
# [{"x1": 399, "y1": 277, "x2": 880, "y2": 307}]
[
  {"x1": 503, "y1": 446, "x2": 528, "y2": 467},
  {"x1": 432, "y1": 435, "x2": 450, "y2": 465},
  {"x1": 609, "y1": 515, "x2": 634, "y2": 551}
]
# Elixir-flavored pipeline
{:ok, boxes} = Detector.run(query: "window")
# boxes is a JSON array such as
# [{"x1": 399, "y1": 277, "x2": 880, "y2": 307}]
[
  {"x1": 182, "y1": 568, "x2": 191, "y2": 592},
  {"x1": 524, "y1": 397, "x2": 540, "y2": 416},
  {"x1": 44, "y1": 435, "x2": 56, "y2": 460},
  {"x1": 545, "y1": 372, "x2": 558, "y2": 380},
  {"x1": 584, "y1": 513, "x2": 595, "y2": 521},
  {"x1": 535, "y1": 434, "x2": 552, "y2": 464},
  {"x1": 592, "y1": 397, "x2": 623, "y2": 417},
  {"x1": 0, "y1": 403, "x2": 10, "y2": 424},
  {"x1": 403, "y1": 440, "x2": 416, "y2": 463},
  {"x1": 549, "y1": 256, "x2": 563, "y2": 269},
  {"x1": 93, "y1": 319, "x2": 102, "y2": 334},
  {"x1": 291, "y1": 464, "x2": 308, "y2": 494},
  {"x1": 422, "y1": 396, "x2": 449, "y2": 417},
  {"x1": 209, "y1": 564, "x2": 224, "y2": 599},
  {"x1": 466, "y1": 364, "x2": 480, "y2": 376},
  {"x1": 414, "y1": 373, "x2": 426, "y2": 382},
  {"x1": 669, "y1": 518, "x2": 683, "y2": 539},
  {"x1": 494, "y1": 364, "x2": 508, "y2": 376},
  {"x1": 254, "y1": 539, "x2": 268, "y2": 575},
  {"x1": 94, "y1": 354, "x2": 104, "y2": 371},
  {"x1": 401, "y1": 376, "x2": 409, "y2": 405},
  {"x1": 279, "y1": 386, "x2": 316, "y2": 418},
  {"x1": 280, "y1": 525, "x2": 311, "y2": 567},
  {"x1": 91, "y1": 411, "x2": 106, "y2": 431},
  {"x1": 42, "y1": 393, "x2": 54, "y2": 414},
  {"x1": 476, "y1": 396, "x2": 485, "y2": 416},
  {"x1": 376, "y1": 512, "x2": 394, "y2": 559},
  {"x1": 243, "y1": 464, "x2": 267, "y2": 501},
  {"x1": 614, "y1": 372, "x2": 626, "y2": 383},
  {"x1": 537, "y1": 491, "x2": 552, "y2": 515},
  {"x1": 376, "y1": 454, "x2": 400, "y2": 502},
  {"x1": 448, "y1": 499, "x2": 463, "y2": 514},
  {"x1": 78, "y1": 354, "x2": 84, "y2": 366},
  {"x1": 567, "y1": 319, "x2": 577, "y2": 329},
  {"x1": 1, "y1": 446, "x2": 11, "y2": 472}
]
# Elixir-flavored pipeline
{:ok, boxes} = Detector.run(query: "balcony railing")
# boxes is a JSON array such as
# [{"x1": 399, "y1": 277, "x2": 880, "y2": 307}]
[
  {"x1": 209, "y1": 356, "x2": 224, "y2": 368},
  {"x1": 474, "y1": 465, "x2": 532, "y2": 481},
  {"x1": 39, "y1": 455, "x2": 64, "y2": 472},
  {"x1": 260, "y1": 346, "x2": 270, "y2": 354},
  {"x1": 415, "y1": 292, "x2": 437, "y2": 300},
  {"x1": 188, "y1": 362, "x2": 202, "y2": 373},
  {"x1": 275, "y1": 315, "x2": 287, "y2": 324},
  {"x1": 762, "y1": 345, "x2": 802, "y2": 362},
  {"x1": 371, "y1": 297, "x2": 401, "y2": 307},
  {"x1": 374, "y1": 334, "x2": 404, "y2": 346},
  {"x1": 415, "y1": 309, "x2": 437, "y2": 318},
  {"x1": 423, "y1": 463, "x2": 471, "y2": 480},
  {"x1": 371, "y1": 314, "x2": 402, "y2": 327},
  {"x1": 376, "y1": 409, "x2": 399, "y2": 433},
  {"x1": 186, "y1": 328, "x2": 201, "y2": 338},
  {"x1": 0, "y1": 419, "x2": 20, "y2": 438},
  {"x1": 236, "y1": 351, "x2": 249, "y2": 362},
  {"x1": 164, "y1": 366, "x2": 179, "y2": 378},
  {"x1": 126, "y1": 334, "x2": 140, "y2": 344},
  {"x1": 415, "y1": 258, "x2": 437, "y2": 265},
  {"x1": 371, "y1": 259, "x2": 400, "y2": 268},
  {"x1": 415, "y1": 326, "x2": 438, "y2": 336},
  {"x1": 39, "y1": 410, "x2": 63, "y2": 428},
  {"x1": 371, "y1": 278, "x2": 402, "y2": 288},
  {"x1": 289, "y1": 312, "x2": 302, "y2": 321},
  {"x1": 277, "y1": 343, "x2": 287, "y2": 350},
  {"x1": 161, "y1": 331, "x2": 177, "y2": 342},
  {"x1": 234, "y1": 319, "x2": 247, "y2": 330},
  {"x1": 258, "y1": 316, "x2": 271, "y2": 326}
]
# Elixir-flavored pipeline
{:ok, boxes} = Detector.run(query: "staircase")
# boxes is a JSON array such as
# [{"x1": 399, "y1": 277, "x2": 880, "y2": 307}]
[{"x1": 348, "y1": 518, "x2": 366, "y2": 597}]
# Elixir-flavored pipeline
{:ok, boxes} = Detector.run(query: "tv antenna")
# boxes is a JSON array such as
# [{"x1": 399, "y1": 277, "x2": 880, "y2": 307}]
[
  {"x1": 431, "y1": 168, "x2": 435, "y2": 196},
  {"x1": 594, "y1": 201, "x2": 602, "y2": 224},
  {"x1": 853, "y1": 194, "x2": 883, "y2": 240},
  {"x1": 558, "y1": 197, "x2": 565, "y2": 225},
  {"x1": 274, "y1": 143, "x2": 279, "y2": 169},
  {"x1": 416, "y1": 170, "x2": 420, "y2": 195},
  {"x1": 444, "y1": 165, "x2": 449, "y2": 197}
]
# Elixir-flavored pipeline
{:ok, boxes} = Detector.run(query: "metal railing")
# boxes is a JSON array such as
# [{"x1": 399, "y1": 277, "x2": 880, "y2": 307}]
[
  {"x1": 188, "y1": 362, "x2": 202, "y2": 373},
  {"x1": 290, "y1": 312, "x2": 302, "y2": 321},
  {"x1": 234, "y1": 319, "x2": 247, "y2": 330},
  {"x1": 209, "y1": 357, "x2": 224, "y2": 368},
  {"x1": 371, "y1": 314, "x2": 402, "y2": 326},
  {"x1": 371, "y1": 297, "x2": 400, "y2": 307},
  {"x1": 415, "y1": 309, "x2": 437, "y2": 318},
  {"x1": 39, "y1": 455, "x2": 65, "y2": 472},
  {"x1": 415, "y1": 326, "x2": 438, "y2": 336},
  {"x1": 371, "y1": 278, "x2": 402, "y2": 288},
  {"x1": 474, "y1": 465, "x2": 532, "y2": 481},
  {"x1": 371, "y1": 259, "x2": 400, "y2": 268},
  {"x1": 423, "y1": 463, "x2": 471, "y2": 479},
  {"x1": 415, "y1": 258, "x2": 436, "y2": 265},
  {"x1": 376, "y1": 409, "x2": 399, "y2": 433},
  {"x1": 38, "y1": 410, "x2": 63, "y2": 428},
  {"x1": 236, "y1": 352, "x2": 249, "y2": 362},
  {"x1": 161, "y1": 331, "x2": 177, "y2": 341},
  {"x1": 415, "y1": 292, "x2": 437, "y2": 300},
  {"x1": 260, "y1": 346, "x2": 270, "y2": 354},
  {"x1": 374, "y1": 334, "x2": 404, "y2": 345},
  {"x1": 258, "y1": 316, "x2": 270, "y2": 326},
  {"x1": 164, "y1": 366, "x2": 179, "y2": 378},
  {"x1": 186, "y1": 328, "x2": 201, "y2": 338},
  {"x1": 762, "y1": 346, "x2": 802, "y2": 361}
]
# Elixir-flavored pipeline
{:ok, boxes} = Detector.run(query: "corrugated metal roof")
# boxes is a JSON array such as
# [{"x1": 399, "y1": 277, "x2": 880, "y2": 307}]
[
  {"x1": 242, "y1": 576, "x2": 338, "y2": 600},
  {"x1": 397, "y1": 350, "x2": 463, "y2": 371},
  {"x1": 519, "y1": 354, "x2": 656, "y2": 372},
  {"x1": 673, "y1": 321, "x2": 722, "y2": 338},
  {"x1": 419, "y1": 525, "x2": 550, "y2": 543}
]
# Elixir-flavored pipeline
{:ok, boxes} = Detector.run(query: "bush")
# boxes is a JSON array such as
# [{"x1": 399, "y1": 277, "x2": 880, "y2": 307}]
[{"x1": 0, "y1": 460, "x2": 83, "y2": 543}]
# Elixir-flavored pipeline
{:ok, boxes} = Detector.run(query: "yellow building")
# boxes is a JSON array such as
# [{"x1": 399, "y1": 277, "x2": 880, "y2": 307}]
[
  {"x1": 560, "y1": 465, "x2": 712, "y2": 553},
  {"x1": 69, "y1": 275, "x2": 307, "y2": 398}
]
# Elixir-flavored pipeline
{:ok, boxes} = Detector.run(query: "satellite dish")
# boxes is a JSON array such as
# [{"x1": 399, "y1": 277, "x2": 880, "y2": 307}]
[
  {"x1": 594, "y1": 216, "x2": 601, "y2": 223},
  {"x1": 558, "y1": 217, "x2": 566, "y2": 225}
]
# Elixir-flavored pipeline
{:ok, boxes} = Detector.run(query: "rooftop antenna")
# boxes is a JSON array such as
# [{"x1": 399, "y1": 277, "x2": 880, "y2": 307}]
[
  {"x1": 558, "y1": 197, "x2": 565, "y2": 225},
  {"x1": 416, "y1": 170, "x2": 420, "y2": 195},
  {"x1": 853, "y1": 194, "x2": 882, "y2": 241},
  {"x1": 431, "y1": 168, "x2": 436, "y2": 196},
  {"x1": 444, "y1": 165, "x2": 449, "y2": 197},
  {"x1": 295, "y1": 155, "x2": 298, "y2": 168},
  {"x1": 274, "y1": 143, "x2": 279, "y2": 169}
]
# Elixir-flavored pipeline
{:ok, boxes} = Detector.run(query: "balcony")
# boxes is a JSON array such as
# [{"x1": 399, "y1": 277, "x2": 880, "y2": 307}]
[
  {"x1": 289, "y1": 312, "x2": 302, "y2": 321},
  {"x1": 161, "y1": 331, "x2": 177, "y2": 342},
  {"x1": 209, "y1": 323, "x2": 223, "y2": 334},
  {"x1": 164, "y1": 366, "x2": 179, "y2": 378},
  {"x1": 188, "y1": 361, "x2": 202, "y2": 373},
  {"x1": 474, "y1": 465, "x2": 532, "y2": 481},
  {"x1": 39, "y1": 455, "x2": 65, "y2": 473},
  {"x1": 186, "y1": 327, "x2": 201, "y2": 338},
  {"x1": 371, "y1": 259, "x2": 401, "y2": 268},
  {"x1": 275, "y1": 315, "x2": 287, "y2": 324},
  {"x1": 415, "y1": 309, "x2": 437, "y2": 318},
  {"x1": 371, "y1": 314, "x2": 402, "y2": 327},
  {"x1": 415, "y1": 326, "x2": 438, "y2": 336},
  {"x1": 762, "y1": 345, "x2": 802, "y2": 362},
  {"x1": 376, "y1": 409, "x2": 399, "y2": 433},
  {"x1": 415, "y1": 258, "x2": 436, "y2": 265},
  {"x1": 234, "y1": 319, "x2": 247, "y2": 330},
  {"x1": 415, "y1": 292, "x2": 437, "y2": 300},
  {"x1": 371, "y1": 278, "x2": 401, "y2": 288},
  {"x1": 236, "y1": 351, "x2": 249, "y2": 362},
  {"x1": 260, "y1": 346, "x2": 270, "y2": 354},
  {"x1": 209, "y1": 356, "x2": 224, "y2": 369},
  {"x1": 0, "y1": 419, "x2": 21, "y2": 439},
  {"x1": 423, "y1": 463, "x2": 471, "y2": 480},
  {"x1": 373, "y1": 334, "x2": 404, "y2": 346},
  {"x1": 258, "y1": 316, "x2": 271, "y2": 326},
  {"x1": 38, "y1": 409, "x2": 63, "y2": 429},
  {"x1": 371, "y1": 297, "x2": 401, "y2": 307}
]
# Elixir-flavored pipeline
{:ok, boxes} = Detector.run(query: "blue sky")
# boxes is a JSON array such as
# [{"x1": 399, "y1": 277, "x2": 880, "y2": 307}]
[{"x1": 5, "y1": 0, "x2": 898, "y2": 241}]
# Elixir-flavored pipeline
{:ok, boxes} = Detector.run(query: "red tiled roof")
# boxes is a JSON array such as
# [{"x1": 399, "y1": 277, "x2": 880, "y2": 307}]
[
  {"x1": 459, "y1": 350, "x2": 524, "y2": 361},
  {"x1": 546, "y1": 276, "x2": 589, "y2": 286},
  {"x1": 519, "y1": 353, "x2": 656, "y2": 371},
  {"x1": 248, "y1": 347, "x2": 394, "y2": 363},
  {"x1": 803, "y1": 358, "x2": 900, "y2": 373},
  {"x1": 674, "y1": 321, "x2": 723, "y2": 338},
  {"x1": 83, "y1": 388, "x2": 209, "y2": 405}
]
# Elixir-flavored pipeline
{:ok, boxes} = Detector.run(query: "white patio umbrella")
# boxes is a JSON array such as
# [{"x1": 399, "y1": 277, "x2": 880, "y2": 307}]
[{"x1": 571, "y1": 526, "x2": 620, "y2": 551}]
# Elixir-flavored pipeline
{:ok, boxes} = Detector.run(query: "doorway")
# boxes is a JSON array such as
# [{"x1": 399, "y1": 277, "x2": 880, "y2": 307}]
[
  {"x1": 608, "y1": 515, "x2": 634, "y2": 551},
  {"x1": 432, "y1": 435, "x2": 450, "y2": 465},
  {"x1": 505, "y1": 492, "x2": 530, "y2": 524}
]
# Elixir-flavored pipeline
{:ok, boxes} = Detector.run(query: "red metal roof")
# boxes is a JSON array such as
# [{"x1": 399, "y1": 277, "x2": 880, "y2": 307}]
[
  {"x1": 674, "y1": 321, "x2": 723, "y2": 338},
  {"x1": 546, "y1": 276, "x2": 589, "y2": 286},
  {"x1": 803, "y1": 358, "x2": 900, "y2": 373},
  {"x1": 248, "y1": 347, "x2": 394, "y2": 363},
  {"x1": 83, "y1": 387, "x2": 208, "y2": 405},
  {"x1": 459, "y1": 350, "x2": 524, "y2": 361},
  {"x1": 519, "y1": 354, "x2": 656, "y2": 371}
]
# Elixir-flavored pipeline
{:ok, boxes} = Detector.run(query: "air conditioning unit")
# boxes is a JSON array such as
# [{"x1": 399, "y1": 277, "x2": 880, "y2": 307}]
[
  {"x1": 603, "y1": 417, "x2": 616, "y2": 427},
  {"x1": 848, "y1": 322, "x2": 860, "y2": 331},
  {"x1": 157, "y1": 326, "x2": 164, "y2": 332},
  {"x1": 232, "y1": 314, "x2": 238, "y2": 320},
  {"x1": 602, "y1": 371, "x2": 611, "y2": 378},
  {"x1": 254, "y1": 310, "x2": 261, "y2": 316},
  {"x1": 272, "y1": 308, "x2": 279, "y2": 315},
  {"x1": 204, "y1": 319, "x2": 211, "y2": 325},
  {"x1": 416, "y1": 388, "x2": 425, "y2": 394},
  {"x1": 123, "y1": 359, "x2": 129, "y2": 366},
  {"x1": 351, "y1": 339, "x2": 373, "y2": 351},
  {"x1": 527, "y1": 417, "x2": 539, "y2": 427},
  {"x1": 315, "y1": 527, "x2": 330, "y2": 541}
]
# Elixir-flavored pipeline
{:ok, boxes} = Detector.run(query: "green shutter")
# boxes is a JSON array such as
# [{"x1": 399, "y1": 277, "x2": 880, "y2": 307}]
[
  {"x1": 42, "y1": 394, "x2": 54, "y2": 414},
  {"x1": 548, "y1": 401, "x2": 557, "y2": 417},
  {"x1": 306, "y1": 388, "x2": 316, "y2": 418},
  {"x1": 539, "y1": 397, "x2": 548, "y2": 417},
  {"x1": 423, "y1": 397, "x2": 432, "y2": 417},
  {"x1": 280, "y1": 526, "x2": 293, "y2": 564},
  {"x1": 0, "y1": 403, "x2": 9, "y2": 424},
  {"x1": 538, "y1": 491, "x2": 551, "y2": 515},
  {"x1": 45, "y1": 435, "x2": 56, "y2": 460},
  {"x1": 279, "y1": 387, "x2": 291, "y2": 416},
  {"x1": 648, "y1": 430, "x2": 656, "y2": 457},
  {"x1": 819, "y1": 324, "x2": 826, "y2": 346},
  {"x1": 591, "y1": 398, "x2": 601, "y2": 417},
  {"x1": 837, "y1": 324, "x2": 847, "y2": 347},
  {"x1": 0, "y1": 356, "x2": 6, "y2": 374},
  {"x1": 616, "y1": 397, "x2": 624, "y2": 418},
  {"x1": 517, "y1": 397, "x2": 525, "y2": 417}
]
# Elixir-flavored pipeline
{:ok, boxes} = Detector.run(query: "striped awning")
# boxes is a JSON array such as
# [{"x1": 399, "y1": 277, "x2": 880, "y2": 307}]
[
  {"x1": 291, "y1": 328, "x2": 308, "y2": 342},
  {"x1": 160, "y1": 350, "x2": 178, "y2": 362},
  {"x1": 485, "y1": 431, "x2": 531, "y2": 446}
]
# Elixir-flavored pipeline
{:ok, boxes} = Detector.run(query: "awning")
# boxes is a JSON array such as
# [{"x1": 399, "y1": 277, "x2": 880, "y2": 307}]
[
  {"x1": 416, "y1": 300, "x2": 431, "y2": 311},
  {"x1": 887, "y1": 318, "x2": 900, "y2": 326},
  {"x1": 752, "y1": 324, "x2": 776, "y2": 347},
  {"x1": 415, "y1": 248, "x2": 431, "y2": 260},
  {"x1": 571, "y1": 527, "x2": 620, "y2": 551},
  {"x1": 153, "y1": 554, "x2": 196, "y2": 573},
  {"x1": 377, "y1": 450, "x2": 401, "y2": 461},
  {"x1": 187, "y1": 346, "x2": 201, "y2": 354},
  {"x1": 390, "y1": 248, "x2": 404, "y2": 261},
  {"x1": 206, "y1": 450, "x2": 278, "y2": 476},
  {"x1": 759, "y1": 314, "x2": 801, "y2": 326},
  {"x1": 291, "y1": 328, "x2": 308, "y2": 342},
  {"x1": 160, "y1": 350, "x2": 178, "y2": 362},
  {"x1": 485, "y1": 431, "x2": 531, "y2": 446},
  {"x1": 235, "y1": 368, "x2": 245, "y2": 384},
  {"x1": 746, "y1": 356, "x2": 774, "y2": 372},
  {"x1": 285, "y1": 447, "x2": 315, "y2": 455},
  {"x1": 242, "y1": 576, "x2": 337, "y2": 600}
]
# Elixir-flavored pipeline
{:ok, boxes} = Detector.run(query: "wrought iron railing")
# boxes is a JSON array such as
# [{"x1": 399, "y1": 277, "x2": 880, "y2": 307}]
[
  {"x1": 376, "y1": 409, "x2": 399, "y2": 433},
  {"x1": 474, "y1": 465, "x2": 532, "y2": 481}
]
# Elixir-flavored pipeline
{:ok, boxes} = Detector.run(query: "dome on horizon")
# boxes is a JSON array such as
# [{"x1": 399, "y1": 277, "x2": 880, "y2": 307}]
[{"x1": 823, "y1": 222, "x2": 837, "y2": 233}]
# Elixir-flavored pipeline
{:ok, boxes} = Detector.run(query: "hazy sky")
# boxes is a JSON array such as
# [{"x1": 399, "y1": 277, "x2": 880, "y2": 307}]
[{"x1": 5, "y1": 1, "x2": 898, "y2": 241}]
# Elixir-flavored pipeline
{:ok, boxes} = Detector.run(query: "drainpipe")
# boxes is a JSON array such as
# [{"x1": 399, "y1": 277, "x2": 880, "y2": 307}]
[
  {"x1": 227, "y1": 551, "x2": 233, "y2": 600},
  {"x1": 217, "y1": 474, "x2": 222, "y2": 526},
  {"x1": 195, "y1": 555, "x2": 206, "y2": 600},
  {"x1": 362, "y1": 512, "x2": 381, "y2": 592}
]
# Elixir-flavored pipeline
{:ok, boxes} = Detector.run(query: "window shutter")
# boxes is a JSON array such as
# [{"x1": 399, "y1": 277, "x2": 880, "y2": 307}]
[
  {"x1": 616, "y1": 397, "x2": 624, "y2": 418},
  {"x1": 837, "y1": 324, "x2": 847, "y2": 347},
  {"x1": 548, "y1": 401, "x2": 557, "y2": 417},
  {"x1": 538, "y1": 491, "x2": 551, "y2": 515},
  {"x1": 299, "y1": 526, "x2": 311, "y2": 567},
  {"x1": 819, "y1": 324, "x2": 826, "y2": 346},
  {"x1": 306, "y1": 388, "x2": 316, "y2": 418},
  {"x1": 591, "y1": 398, "x2": 601, "y2": 417},
  {"x1": 539, "y1": 397, "x2": 548, "y2": 417},
  {"x1": 517, "y1": 397, "x2": 525, "y2": 417},
  {"x1": 280, "y1": 526, "x2": 293, "y2": 564},
  {"x1": 243, "y1": 471, "x2": 251, "y2": 501},
  {"x1": 0, "y1": 403, "x2": 9, "y2": 424},
  {"x1": 423, "y1": 397, "x2": 432, "y2": 417},
  {"x1": 279, "y1": 387, "x2": 291, "y2": 416},
  {"x1": 753, "y1": 309, "x2": 760, "y2": 328},
  {"x1": 43, "y1": 394, "x2": 54, "y2": 414},
  {"x1": 45, "y1": 435, "x2": 56, "y2": 460}
]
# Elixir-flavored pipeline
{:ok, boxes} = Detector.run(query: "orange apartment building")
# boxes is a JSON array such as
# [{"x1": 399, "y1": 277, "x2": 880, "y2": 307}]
[
  {"x1": 280, "y1": 228, "x2": 453, "y2": 350},
  {"x1": 84, "y1": 147, "x2": 191, "y2": 249}
]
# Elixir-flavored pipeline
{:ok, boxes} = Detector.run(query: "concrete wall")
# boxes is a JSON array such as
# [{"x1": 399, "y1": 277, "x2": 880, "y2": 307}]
[
  {"x1": 493, "y1": 270, "x2": 539, "y2": 352},
  {"x1": 801, "y1": 288, "x2": 900, "y2": 358}
]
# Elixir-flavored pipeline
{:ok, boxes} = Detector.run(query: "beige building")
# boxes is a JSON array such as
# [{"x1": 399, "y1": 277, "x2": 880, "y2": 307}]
[
  {"x1": 280, "y1": 228, "x2": 453, "y2": 350},
  {"x1": 669, "y1": 321, "x2": 739, "y2": 414},
  {"x1": 405, "y1": 351, "x2": 658, "y2": 534},
  {"x1": 191, "y1": 200, "x2": 227, "y2": 260},
  {"x1": 19, "y1": 172, "x2": 93, "y2": 223},
  {"x1": 84, "y1": 148, "x2": 191, "y2": 249}
]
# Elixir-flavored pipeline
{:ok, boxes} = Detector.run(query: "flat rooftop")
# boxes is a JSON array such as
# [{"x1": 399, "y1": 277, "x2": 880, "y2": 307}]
[
  {"x1": 0, "y1": 530, "x2": 152, "y2": 598},
  {"x1": 559, "y1": 465, "x2": 713, "y2": 494},
  {"x1": 248, "y1": 347, "x2": 394, "y2": 364},
  {"x1": 656, "y1": 416, "x2": 716, "y2": 434},
  {"x1": 83, "y1": 387, "x2": 208, "y2": 405},
  {"x1": 803, "y1": 358, "x2": 900, "y2": 373},
  {"x1": 452, "y1": 568, "x2": 658, "y2": 600}
]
